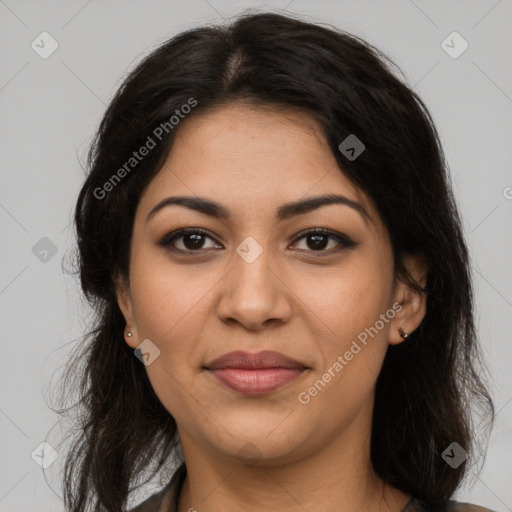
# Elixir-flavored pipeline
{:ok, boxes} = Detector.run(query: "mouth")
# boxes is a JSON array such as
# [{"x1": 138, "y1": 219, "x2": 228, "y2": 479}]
[{"x1": 203, "y1": 350, "x2": 309, "y2": 396}]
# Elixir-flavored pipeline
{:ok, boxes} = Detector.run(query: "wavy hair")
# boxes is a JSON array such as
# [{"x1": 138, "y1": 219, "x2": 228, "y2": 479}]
[{"x1": 56, "y1": 10, "x2": 494, "y2": 511}]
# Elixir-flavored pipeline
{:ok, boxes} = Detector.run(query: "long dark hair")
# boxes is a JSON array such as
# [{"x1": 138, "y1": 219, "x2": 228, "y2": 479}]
[{"x1": 56, "y1": 10, "x2": 494, "y2": 511}]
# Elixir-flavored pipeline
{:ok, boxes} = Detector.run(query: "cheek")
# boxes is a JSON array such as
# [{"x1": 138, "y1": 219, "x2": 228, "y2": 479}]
[
  {"x1": 128, "y1": 257, "x2": 209, "y2": 414},
  {"x1": 127, "y1": 245, "x2": 227, "y2": 409},
  {"x1": 296, "y1": 250, "x2": 393, "y2": 344},
  {"x1": 129, "y1": 242, "x2": 218, "y2": 341},
  {"x1": 294, "y1": 263, "x2": 393, "y2": 426},
  {"x1": 294, "y1": 249, "x2": 394, "y2": 409}
]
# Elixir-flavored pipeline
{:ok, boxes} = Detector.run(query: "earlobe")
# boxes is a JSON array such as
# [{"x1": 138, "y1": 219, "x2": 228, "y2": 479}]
[
  {"x1": 389, "y1": 253, "x2": 428, "y2": 345},
  {"x1": 114, "y1": 273, "x2": 139, "y2": 348}
]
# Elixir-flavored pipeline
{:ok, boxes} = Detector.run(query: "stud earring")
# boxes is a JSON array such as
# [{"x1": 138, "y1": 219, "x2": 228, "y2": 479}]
[
  {"x1": 126, "y1": 331, "x2": 132, "y2": 337},
  {"x1": 398, "y1": 327, "x2": 409, "y2": 339}
]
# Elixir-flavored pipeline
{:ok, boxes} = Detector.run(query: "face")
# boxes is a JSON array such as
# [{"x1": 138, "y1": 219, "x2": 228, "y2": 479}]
[{"x1": 116, "y1": 102, "x2": 426, "y2": 468}]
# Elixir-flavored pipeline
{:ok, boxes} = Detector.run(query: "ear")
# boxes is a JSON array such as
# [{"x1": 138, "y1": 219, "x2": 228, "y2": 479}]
[
  {"x1": 114, "y1": 272, "x2": 139, "y2": 349},
  {"x1": 388, "y1": 252, "x2": 428, "y2": 346}
]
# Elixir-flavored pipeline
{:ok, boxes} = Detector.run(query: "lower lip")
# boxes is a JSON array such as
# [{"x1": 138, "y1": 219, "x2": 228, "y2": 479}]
[{"x1": 207, "y1": 368, "x2": 305, "y2": 395}]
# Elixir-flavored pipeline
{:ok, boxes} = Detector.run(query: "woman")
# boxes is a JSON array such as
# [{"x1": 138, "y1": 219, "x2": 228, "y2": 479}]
[{"x1": 59, "y1": 11, "x2": 496, "y2": 512}]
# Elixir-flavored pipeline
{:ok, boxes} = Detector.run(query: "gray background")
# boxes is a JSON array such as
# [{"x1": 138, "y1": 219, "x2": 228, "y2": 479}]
[{"x1": 1, "y1": 0, "x2": 511, "y2": 511}]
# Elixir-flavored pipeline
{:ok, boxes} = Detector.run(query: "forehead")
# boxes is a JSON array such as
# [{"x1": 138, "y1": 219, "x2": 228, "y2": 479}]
[
  {"x1": 161, "y1": 102, "x2": 343, "y2": 188},
  {"x1": 136, "y1": 102, "x2": 382, "y2": 233}
]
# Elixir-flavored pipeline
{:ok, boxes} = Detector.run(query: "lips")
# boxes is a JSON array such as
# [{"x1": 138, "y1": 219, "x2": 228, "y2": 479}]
[
  {"x1": 205, "y1": 350, "x2": 306, "y2": 370},
  {"x1": 204, "y1": 350, "x2": 308, "y2": 395}
]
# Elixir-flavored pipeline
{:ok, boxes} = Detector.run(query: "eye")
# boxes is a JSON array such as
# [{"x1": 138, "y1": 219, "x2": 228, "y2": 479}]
[
  {"x1": 158, "y1": 228, "x2": 221, "y2": 252},
  {"x1": 158, "y1": 227, "x2": 356, "y2": 255},
  {"x1": 291, "y1": 228, "x2": 356, "y2": 254}
]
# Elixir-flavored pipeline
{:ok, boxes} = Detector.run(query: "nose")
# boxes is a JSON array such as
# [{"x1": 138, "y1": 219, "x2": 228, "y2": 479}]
[{"x1": 216, "y1": 240, "x2": 293, "y2": 331}]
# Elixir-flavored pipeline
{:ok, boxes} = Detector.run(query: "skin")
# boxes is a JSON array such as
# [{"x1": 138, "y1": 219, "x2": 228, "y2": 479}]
[{"x1": 116, "y1": 102, "x2": 428, "y2": 512}]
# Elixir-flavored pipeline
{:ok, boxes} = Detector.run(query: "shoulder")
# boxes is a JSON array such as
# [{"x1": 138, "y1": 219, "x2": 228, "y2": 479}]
[
  {"x1": 128, "y1": 484, "x2": 172, "y2": 512},
  {"x1": 446, "y1": 501, "x2": 497, "y2": 512},
  {"x1": 128, "y1": 482, "x2": 175, "y2": 512},
  {"x1": 128, "y1": 462, "x2": 186, "y2": 512},
  {"x1": 406, "y1": 497, "x2": 497, "y2": 512}
]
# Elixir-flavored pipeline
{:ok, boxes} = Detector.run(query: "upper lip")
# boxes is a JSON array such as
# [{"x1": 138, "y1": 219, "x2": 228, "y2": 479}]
[{"x1": 204, "y1": 350, "x2": 307, "y2": 370}]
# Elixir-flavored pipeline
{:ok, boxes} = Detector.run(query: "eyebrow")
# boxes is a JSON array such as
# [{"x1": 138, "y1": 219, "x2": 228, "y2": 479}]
[{"x1": 146, "y1": 193, "x2": 371, "y2": 224}]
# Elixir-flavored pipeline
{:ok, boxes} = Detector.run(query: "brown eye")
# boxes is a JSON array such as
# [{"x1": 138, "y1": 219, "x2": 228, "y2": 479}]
[
  {"x1": 291, "y1": 229, "x2": 356, "y2": 253},
  {"x1": 159, "y1": 228, "x2": 222, "y2": 252}
]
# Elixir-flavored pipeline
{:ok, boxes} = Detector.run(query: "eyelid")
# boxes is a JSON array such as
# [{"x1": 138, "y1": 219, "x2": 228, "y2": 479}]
[{"x1": 158, "y1": 227, "x2": 356, "y2": 254}]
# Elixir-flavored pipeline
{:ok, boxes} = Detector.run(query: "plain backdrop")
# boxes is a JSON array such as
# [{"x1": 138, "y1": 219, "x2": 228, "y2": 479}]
[{"x1": 1, "y1": 1, "x2": 511, "y2": 511}]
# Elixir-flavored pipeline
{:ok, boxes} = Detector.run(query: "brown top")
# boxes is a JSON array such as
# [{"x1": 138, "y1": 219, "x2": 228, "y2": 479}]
[{"x1": 128, "y1": 462, "x2": 497, "y2": 512}]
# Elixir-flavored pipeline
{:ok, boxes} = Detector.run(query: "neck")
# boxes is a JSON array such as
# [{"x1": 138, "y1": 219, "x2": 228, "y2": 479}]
[{"x1": 176, "y1": 400, "x2": 410, "y2": 512}]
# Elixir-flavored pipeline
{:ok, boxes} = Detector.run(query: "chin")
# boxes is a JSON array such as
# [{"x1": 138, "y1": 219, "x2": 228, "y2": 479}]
[{"x1": 198, "y1": 414, "x2": 312, "y2": 465}]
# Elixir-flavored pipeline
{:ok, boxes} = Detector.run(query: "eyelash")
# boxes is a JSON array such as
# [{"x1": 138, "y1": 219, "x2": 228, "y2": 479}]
[{"x1": 158, "y1": 227, "x2": 356, "y2": 256}]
